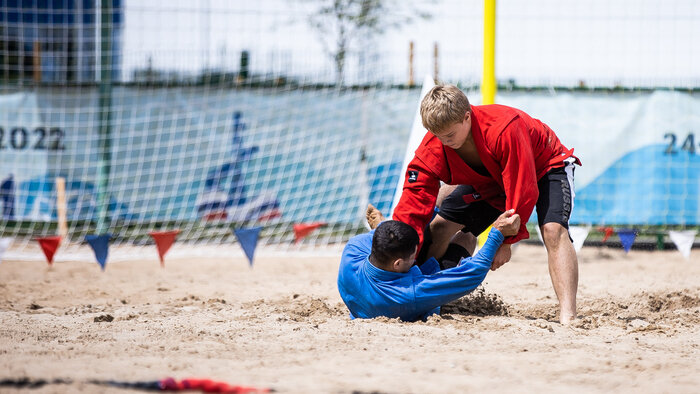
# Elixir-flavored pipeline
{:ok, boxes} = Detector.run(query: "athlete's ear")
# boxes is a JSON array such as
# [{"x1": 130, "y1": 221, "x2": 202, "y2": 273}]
[{"x1": 391, "y1": 258, "x2": 403, "y2": 272}]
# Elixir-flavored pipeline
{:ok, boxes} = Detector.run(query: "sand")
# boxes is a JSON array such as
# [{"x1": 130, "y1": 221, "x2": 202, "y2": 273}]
[{"x1": 1, "y1": 244, "x2": 699, "y2": 393}]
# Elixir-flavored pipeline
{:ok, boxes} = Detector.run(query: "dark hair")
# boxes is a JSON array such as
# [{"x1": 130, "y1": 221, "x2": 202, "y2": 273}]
[{"x1": 370, "y1": 220, "x2": 419, "y2": 266}]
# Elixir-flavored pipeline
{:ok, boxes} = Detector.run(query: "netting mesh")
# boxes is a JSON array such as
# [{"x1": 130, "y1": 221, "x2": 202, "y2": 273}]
[{"x1": 1, "y1": 0, "x2": 698, "y2": 259}]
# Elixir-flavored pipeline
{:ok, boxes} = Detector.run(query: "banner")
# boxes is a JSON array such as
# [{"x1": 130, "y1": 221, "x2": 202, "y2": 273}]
[
  {"x1": 0, "y1": 93, "x2": 49, "y2": 221},
  {"x1": 500, "y1": 90, "x2": 700, "y2": 226},
  {"x1": 1, "y1": 88, "x2": 698, "y2": 226}
]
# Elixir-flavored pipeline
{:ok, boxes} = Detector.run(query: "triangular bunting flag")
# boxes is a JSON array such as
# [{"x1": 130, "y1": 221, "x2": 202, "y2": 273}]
[
  {"x1": 293, "y1": 222, "x2": 326, "y2": 243},
  {"x1": 0, "y1": 237, "x2": 12, "y2": 263},
  {"x1": 86, "y1": 234, "x2": 111, "y2": 270},
  {"x1": 149, "y1": 230, "x2": 180, "y2": 267},
  {"x1": 617, "y1": 229, "x2": 637, "y2": 253},
  {"x1": 233, "y1": 227, "x2": 263, "y2": 267},
  {"x1": 598, "y1": 226, "x2": 614, "y2": 243},
  {"x1": 36, "y1": 236, "x2": 62, "y2": 265},
  {"x1": 668, "y1": 230, "x2": 696, "y2": 260},
  {"x1": 569, "y1": 225, "x2": 591, "y2": 253}
]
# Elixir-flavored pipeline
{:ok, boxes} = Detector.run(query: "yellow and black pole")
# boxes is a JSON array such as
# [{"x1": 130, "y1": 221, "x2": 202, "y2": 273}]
[{"x1": 478, "y1": 0, "x2": 497, "y2": 248}]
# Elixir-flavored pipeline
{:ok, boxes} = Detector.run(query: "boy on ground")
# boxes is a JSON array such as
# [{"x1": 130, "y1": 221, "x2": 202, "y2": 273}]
[
  {"x1": 392, "y1": 84, "x2": 581, "y2": 324},
  {"x1": 337, "y1": 208, "x2": 520, "y2": 322}
]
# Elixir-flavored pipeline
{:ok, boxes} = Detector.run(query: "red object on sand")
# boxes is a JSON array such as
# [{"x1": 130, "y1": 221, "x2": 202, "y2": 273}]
[
  {"x1": 598, "y1": 227, "x2": 614, "y2": 243},
  {"x1": 160, "y1": 377, "x2": 271, "y2": 393},
  {"x1": 293, "y1": 222, "x2": 326, "y2": 243},
  {"x1": 149, "y1": 230, "x2": 180, "y2": 266},
  {"x1": 36, "y1": 236, "x2": 62, "y2": 265}
]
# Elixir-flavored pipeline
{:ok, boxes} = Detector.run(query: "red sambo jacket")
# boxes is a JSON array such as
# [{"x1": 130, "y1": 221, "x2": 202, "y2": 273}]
[{"x1": 392, "y1": 104, "x2": 580, "y2": 246}]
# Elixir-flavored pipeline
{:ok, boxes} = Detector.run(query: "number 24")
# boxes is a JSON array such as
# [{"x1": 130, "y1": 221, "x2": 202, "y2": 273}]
[{"x1": 664, "y1": 133, "x2": 696, "y2": 155}]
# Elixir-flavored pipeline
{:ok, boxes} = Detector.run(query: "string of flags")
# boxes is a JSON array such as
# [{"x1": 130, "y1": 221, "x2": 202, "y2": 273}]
[
  {"x1": 668, "y1": 230, "x2": 697, "y2": 259},
  {"x1": 292, "y1": 222, "x2": 326, "y2": 243},
  {"x1": 85, "y1": 234, "x2": 111, "y2": 270},
  {"x1": 532, "y1": 225, "x2": 697, "y2": 259},
  {"x1": 149, "y1": 230, "x2": 180, "y2": 267},
  {"x1": 0, "y1": 222, "x2": 328, "y2": 269},
  {"x1": 36, "y1": 236, "x2": 62, "y2": 265},
  {"x1": 568, "y1": 225, "x2": 591, "y2": 252},
  {"x1": 233, "y1": 227, "x2": 263, "y2": 267},
  {"x1": 0, "y1": 223, "x2": 695, "y2": 268}
]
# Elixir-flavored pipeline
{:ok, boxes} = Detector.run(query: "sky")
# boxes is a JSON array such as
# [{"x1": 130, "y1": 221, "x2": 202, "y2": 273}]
[{"x1": 121, "y1": 0, "x2": 700, "y2": 87}]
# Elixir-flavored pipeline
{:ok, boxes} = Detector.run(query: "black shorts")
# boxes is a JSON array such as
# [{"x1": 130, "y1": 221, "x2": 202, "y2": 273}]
[{"x1": 437, "y1": 161, "x2": 576, "y2": 236}]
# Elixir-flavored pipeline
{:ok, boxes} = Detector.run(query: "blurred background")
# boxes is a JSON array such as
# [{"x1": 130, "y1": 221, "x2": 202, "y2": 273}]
[{"x1": 0, "y1": 0, "x2": 698, "y2": 257}]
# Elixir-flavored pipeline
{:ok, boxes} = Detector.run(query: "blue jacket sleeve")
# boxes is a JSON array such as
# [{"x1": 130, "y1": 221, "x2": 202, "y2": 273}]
[{"x1": 411, "y1": 228, "x2": 505, "y2": 312}]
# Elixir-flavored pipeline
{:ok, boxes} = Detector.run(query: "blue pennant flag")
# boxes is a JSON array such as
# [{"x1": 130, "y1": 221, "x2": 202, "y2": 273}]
[
  {"x1": 233, "y1": 227, "x2": 263, "y2": 267},
  {"x1": 617, "y1": 229, "x2": 637, "y2": 253},
  {"x1": 86, "y1": 234, "x2": 112, "y2": 270}
]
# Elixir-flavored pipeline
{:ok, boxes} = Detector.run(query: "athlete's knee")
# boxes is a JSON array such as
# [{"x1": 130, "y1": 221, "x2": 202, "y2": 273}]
[
  {"x1": 449, "y1": 231, "x2": 477, "y2": 256},
  {"x1": 541, "y1": 222, "x2": 569, "y2": 246},
  {"x1": 436, "y1": 184, "x2": 458, "y2": 207}
]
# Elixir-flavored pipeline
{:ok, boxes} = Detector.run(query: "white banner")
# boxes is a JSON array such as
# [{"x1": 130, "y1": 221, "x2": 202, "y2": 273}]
[
  {"x1": 0, "y1": 93, "x2": 50, "y2": 221},
  {"x1": 497, "y1": 90, "x2": 700, "y2": 225},
  {"x1": 1, "y1": 88, "x2": 698, "y2": 226}
]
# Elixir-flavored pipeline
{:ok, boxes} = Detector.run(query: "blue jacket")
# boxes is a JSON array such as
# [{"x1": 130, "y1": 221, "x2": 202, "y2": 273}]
[{"x1": 337, "y1": 227, "x2": 504, "y2": 322}]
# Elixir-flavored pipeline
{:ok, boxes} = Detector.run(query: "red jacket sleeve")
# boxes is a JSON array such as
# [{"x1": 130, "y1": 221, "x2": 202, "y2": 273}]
[
  {"x1": 391, "y1": 156, "x2": 441, "y2": 248},
  {"x1": 495, "y1": 118, "x2": 539, "y2": 244}
]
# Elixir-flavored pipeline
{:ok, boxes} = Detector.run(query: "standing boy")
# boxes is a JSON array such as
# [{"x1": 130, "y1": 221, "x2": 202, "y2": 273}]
[{"x1": 392, "y1": 84, "x2": 581, "y2": 324}]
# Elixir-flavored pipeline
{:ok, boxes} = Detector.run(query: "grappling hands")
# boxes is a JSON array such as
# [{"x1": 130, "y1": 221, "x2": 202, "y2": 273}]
[{"x1": 493, "y1": 209, "x2": 520, "y2": 236}]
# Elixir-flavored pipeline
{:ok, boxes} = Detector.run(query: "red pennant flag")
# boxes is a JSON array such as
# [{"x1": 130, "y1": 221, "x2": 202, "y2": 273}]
[
  {"x1": 36, "y1": 236, "x2": 62, "y2": 265},
  {"x1": 598, "y1": 227, "x2": 614, "y2": 243},
  {"x1": 149, "y1": 230, "x2": 180, "y2": 266},
  {"x1": 293, "y1": 222, "x2": 326, "y2": 243}
]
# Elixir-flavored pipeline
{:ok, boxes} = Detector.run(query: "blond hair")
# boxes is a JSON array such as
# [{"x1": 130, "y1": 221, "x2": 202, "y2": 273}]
[{"x1": 420, "y1": 84, "x2": 471, "y2": 133}]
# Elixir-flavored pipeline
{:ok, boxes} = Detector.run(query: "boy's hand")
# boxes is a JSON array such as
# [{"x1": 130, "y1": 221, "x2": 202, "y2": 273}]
[{"x1": 492, "y1": 209, "x2": 520, "y2": 237}]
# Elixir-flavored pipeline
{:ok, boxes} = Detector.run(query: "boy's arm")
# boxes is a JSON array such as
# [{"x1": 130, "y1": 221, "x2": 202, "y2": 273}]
[
  {"x1": 411, "y1": 228, "x2": 504, "y2": 310},
  {"x1": 495, "y1": 119, "x2": 539, "y2": 244},
  {"x1": 392, "y1": 156, "x2": 441, "y2": 248}
]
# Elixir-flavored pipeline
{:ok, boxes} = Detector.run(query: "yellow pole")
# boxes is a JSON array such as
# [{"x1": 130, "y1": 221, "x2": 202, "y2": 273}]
[
  {"x1": 478, "y1": 0, "x2": 497, "y2": 249},
  {"x1": 482, "y1": 0, "x2": 496, "y2": 105}
]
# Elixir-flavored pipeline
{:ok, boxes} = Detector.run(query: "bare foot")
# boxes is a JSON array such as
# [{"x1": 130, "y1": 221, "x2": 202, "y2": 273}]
[
  {"x1": 366, "y1": 204, "x2": 385, "y2": 229},
  {"x1": 559, "y1": 311, "x2": 577, "y2": 325}
]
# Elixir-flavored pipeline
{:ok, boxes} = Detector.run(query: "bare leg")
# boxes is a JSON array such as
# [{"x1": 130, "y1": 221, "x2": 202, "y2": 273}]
[
  {"x1": 426, "y1": 215, "x2": 464, "y2": 260},
  {"x1": 541, "y1": 222, "x2": 578, "y2": 324},
  {"x1": 448, "y1": 231, "x2": 477, "y2": 256}
]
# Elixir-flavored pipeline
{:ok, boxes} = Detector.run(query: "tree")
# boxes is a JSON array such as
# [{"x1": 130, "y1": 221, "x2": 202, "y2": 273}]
[{"x1": 301, "y1": 0, "x2": 432, "y2": 85}]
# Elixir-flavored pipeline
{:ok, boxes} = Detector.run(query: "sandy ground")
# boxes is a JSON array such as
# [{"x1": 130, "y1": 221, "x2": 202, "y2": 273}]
[{"x1": 1, "y1": 244, "x2": 699, "y2": 394}]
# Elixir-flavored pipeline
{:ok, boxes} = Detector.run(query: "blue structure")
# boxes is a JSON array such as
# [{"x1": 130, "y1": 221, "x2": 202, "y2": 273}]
[{"x1": 0, "y1": 0, "x2": 123, "y2": 82}]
